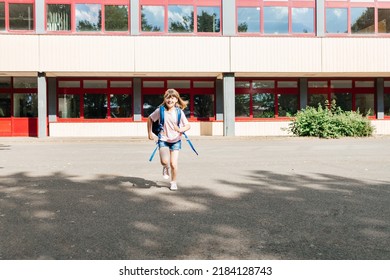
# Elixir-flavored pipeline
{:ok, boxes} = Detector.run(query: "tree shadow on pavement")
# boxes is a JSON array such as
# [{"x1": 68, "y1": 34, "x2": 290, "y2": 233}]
[{"x1": 0, "y1": 170, "x2": 389, "y2": 260}]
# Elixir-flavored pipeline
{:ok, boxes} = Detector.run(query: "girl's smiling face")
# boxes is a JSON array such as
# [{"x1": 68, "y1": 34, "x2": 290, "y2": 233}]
[{"x1": 165, "y1": 95, "x2": 178, "y2": 109}]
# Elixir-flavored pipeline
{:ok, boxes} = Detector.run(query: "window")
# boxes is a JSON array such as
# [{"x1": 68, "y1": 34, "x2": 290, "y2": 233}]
[
  {"x1": 236, "y1": 0, "x2": 315, "y2": 35},
  {"x1": 384, "y1": 81, "x2": 390, "y2": 117},
  {"x1": 378, "y1": 9, "x2": 390, "y2": 33},
  {"x1": 57, "y1": 78, "x2": 133, "y2": 120},
  {"x1": 140, "y1": 0, "x2": 221, "y2": 34},
  {"x1": 0, "y1": 1, "x2": 35, "y2": 31},
  {"x1": 326, "y1": 8, "x2": 348, "y2": 33},
  {"x1": 235, "y1": 79, "x2": 299, "y2": 119},
  {"x1": 0, "y1": 2, "x2": 5, "y2": 30},
  {"x1": 46, "y1": 0, "x2": 129, "y2": 33},
  {"x1": 142, "y1": 79, "x2": 215, "y2": 120}
]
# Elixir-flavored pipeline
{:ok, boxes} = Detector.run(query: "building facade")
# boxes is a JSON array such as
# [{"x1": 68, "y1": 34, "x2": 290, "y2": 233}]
[{"x1": 1, "y1": 0, "x2": 390, "y2": 137}]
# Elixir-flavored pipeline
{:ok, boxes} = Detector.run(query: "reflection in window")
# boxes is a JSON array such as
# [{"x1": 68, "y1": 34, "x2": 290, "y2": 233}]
[
  {"x1": 351, "y1": 8, "x2": 374, "y2": 34},
  {"x1": 143, "y1": 94, "x2": 164, "y2": 117},
  {"x1": 292, "y1": 8, "x2": 314, "y2": 33},
  {"x1": 194, "y1": 95, "x2": 214, "y2": 118},
  {"x1": 278, "y1": 94, "x2": 298, "y2": 117},
  {"x1": 355, "y1": 94, "x2": 374, "y2": 116},
  {"x1": 141, "y1": 5, "x2": 164, "y2": 32},
  {"x1": 308, "y1": 94, "x2": 328, "y2": 108},
  {"x1": 378, "y1": 9, "x2": 390, "y2": 33},
  {"x1": 385, "y1": 94, "x2": 390, "y2": 116},
  {"x1": 326, "y1": 8, "x2": 347, "y2": 33},
  {"x1": 237, "y1": 7, "x2": 260, "y2": 33},
  {"x1": 110, "y1": 94, "x2": 132, "y2": 118},
  {"x1": 0, "y1": 77, "x2": 11, "y2": 88},
  {"x1": 47, "y1": 4, "x2": 71, "y2": 31},
  {"x1": 9, "y1": 4, "x2": 34, "y2": 30},
  {"x1": 76, "y1": 4, "x2": 101, "y2": 32},
  {"x1": 264, "y1": 7, "x2": 288, "y2": 34},
  {"x1": 253, "y1": 93, "x2": 274, "y2": 118},
  {"x1": 0, "y1": 94, "x2": 11, "y2": 117},
  {"x1": 0, "y1": 3, "x2": 5, "y2": 30},
  {"x1": 235, "y1": 94, "x2": 250, "y2": 117},
  {"x1": 84, "y1": 94, "x2": 107, "y2": 119},
  {"x1": 331, "y1": 92, "x2": 352, "y2": 111},
  {"x1": 168, "y1": 5, "x2": 194, "y2": 33},
  {"x1": 180, "y1": 94, "x2": 191, "y2": 118},
  {"x1": 105, "y1": 5, "x2": 128, "y2": 32},
  {"x1": 13, "y1": 77, "x2": 37, "y2": 88},
  {"x1": 14, "y1": 93, "x2": 38, "y2": 117},
  {"x1": 197, "y1": 6, "x2": 220, "y2": 33},
  {"x1": 58, "y1": 94, "x2": 80, "y2": 118}
]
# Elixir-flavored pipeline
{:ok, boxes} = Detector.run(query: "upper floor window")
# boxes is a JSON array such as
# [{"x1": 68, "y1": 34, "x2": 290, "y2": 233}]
[
  {"x1": 325, "y1": 0, "x2": 390, "y2": 35},
  {"x1": 0, "y1": 0, "x2": 35, "y2": 32},
  {"x1": 237, "y1": 0, "x2": 315, "y2": 36},
  {"x1": 140, "y1": 0, "x2": 221, "y2": 34},
  {"x1": 46, "y1": 0, "x2": 129, "y2": 33}
]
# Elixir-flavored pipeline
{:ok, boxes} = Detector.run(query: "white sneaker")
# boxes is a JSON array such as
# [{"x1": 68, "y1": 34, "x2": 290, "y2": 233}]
[
  {"x1": 162, "y1": 166, "x2": 170, "y2": 179},
  {"x1": 170, "y1": 181, "x2": 178, "y2": 191}
]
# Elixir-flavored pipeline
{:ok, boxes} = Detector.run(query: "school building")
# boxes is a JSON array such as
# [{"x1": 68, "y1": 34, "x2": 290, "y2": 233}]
[{"x1": 1, "y1": 0, "x2": 390, "y2": 137}]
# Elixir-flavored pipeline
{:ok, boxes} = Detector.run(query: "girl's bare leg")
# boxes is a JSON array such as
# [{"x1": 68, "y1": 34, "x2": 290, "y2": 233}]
[{"x1": 170, "y1": 150, "x2": 180, "y2": 182}]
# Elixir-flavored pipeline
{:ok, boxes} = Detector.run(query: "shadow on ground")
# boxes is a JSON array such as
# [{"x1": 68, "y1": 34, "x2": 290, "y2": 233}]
[{"x1": 0, "y1": 170, "x2": 389, "y2": 260}]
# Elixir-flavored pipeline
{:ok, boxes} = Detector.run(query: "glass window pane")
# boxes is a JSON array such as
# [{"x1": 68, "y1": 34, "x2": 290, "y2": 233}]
[
  {"x1": 59, "y1": 81, "x2": 80, "y2": 88},
  {"x1": 167, "y1": 80, "x2": 190, "y2": 89},
  {"x1": 253, "y1": 80, "x2": 275, "y2": 88},
  {"x1": 253, "y1": 93, "x2": 275, "y2": 118},
  {"x1": 58, "y1": 94, "x2": 80, "y2": 118},
  {"x1": 309, "y1": 81, "x2": 328, "y2": 88},
  {"x1": 143, "y1": 94, "x2": 164, "y2": 117},
  {"x1": 47, "y1": 4, "x2": 71, "y2": 31},
  {"x1": 0, "y1": 3, "x2": 5, "y2": 30},
  {"x1": 308, "y1": 93, "x2": 328, "y2": 108},
  {"x1": 235, "y1": 93, "x2": 250, "y2": 117},
  {"x1": 194, "y1": 94, "x2": 214, "y2": 118},
  {"x1": 351, "y1": 8, "x2": 374, "y2": 34},
  {"x1": 278, "y1": 94, "x2": 298, "y2": 117},
  {"x1": 197, "y1": 6, "x2": 220, "y2": 33},
  {"x1": 237, "y1": 7, "x2": 260, "y2": 33},
  {"x1": 326, "y1": 8, "x2": 347, "y2": 33},
  {"x1": 168, "y1": 5, "x2": 194, "y2": 33},
  {"x1": 235, "y1": 81, "x2": 250, "y2": 88},
  {"x1": 0, "y1": 94, "x2": 11, "y2": 117},
  {"x1": 84, "y1": 80, "x2": 107, "y2": 88},
  {"x1": 0, "y1": 77, "x2": 11, "y2": 88},
  {"x1": 143, "y1": 81, "x2": 164, "y2": 88},
  {"x1": 193, "y1": 81, "x2": 214, "y2": 88},
  {"x1": 13, "y1": 77, "x2": 37, "y2": 88},
  {"x1": 76, "y1": 4, "x2": 101, "y2": 32},
  {"x1": 292, "y1": 8, "x2": 314, "y2": 33},
  {"x1": 384, "y1": 94, "x2": 390, "y2": 116},
  {"x1": 105, "y1": 5, "x2": 128, "y2": 32},
  {"x1": 14, "y1": 93, "x2": 38, "y2": 117},
  {"x1": 9, "y1": 4, "x2": 34, "y2": 31},
  {"x1": 331, "y1": 92, "x2": 352, "y2": 111},
  {"x1": 355, "y1": 81, "x2": 374, "y2": 88},
  {"x1": 355, "y1": 93, "x2": 374, "y2": 116},
  {"x1": 110, "y1": 94, "x2": 132, "y2": 118},
  {"x1": 180, "y1": 93, "x2": 191, "y2": 118},
  {"x1": 331, "y1": 80, "x2": 352, "y2": 88},
  {"x1": 278, "y1": 81, "x2": 298, "y2": 88},
  {"x1": 84, "y1": 94, "x2": 107, "y2": 119},
  {"x1": 264, "y1": 7, "x2": 288, "y2": 34},
  {"x1": 378, "y1": 9, "x2": 390, "y2": 33},
  {"x1": 141, "y1": 5, "x2": 164, "y2": 32},
  {"x1": 385, "y1": 81, "x2": 390, "y2": 87},
  {"x1": 110, "y1": 81, "x2": 132, "y2": 88}
]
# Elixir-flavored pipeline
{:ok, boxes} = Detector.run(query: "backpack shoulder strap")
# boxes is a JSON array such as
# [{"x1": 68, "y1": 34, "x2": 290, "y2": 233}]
[
  {"x1": 176, "y1": 107, "x2": 181, "y2": 127},
  {"x1": 159, "y1": 105, "x2": 165, "y2": 126}
]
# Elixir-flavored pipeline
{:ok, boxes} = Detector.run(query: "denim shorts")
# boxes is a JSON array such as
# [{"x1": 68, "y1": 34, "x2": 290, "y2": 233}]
[{"x1": 158, "y1": 140, "x2": 182, "y2": 151}]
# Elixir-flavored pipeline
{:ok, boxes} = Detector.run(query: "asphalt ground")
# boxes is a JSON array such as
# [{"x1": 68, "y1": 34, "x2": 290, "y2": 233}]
[{"x1": 0, "y1": 136, "x2": 389, "y2": 260}]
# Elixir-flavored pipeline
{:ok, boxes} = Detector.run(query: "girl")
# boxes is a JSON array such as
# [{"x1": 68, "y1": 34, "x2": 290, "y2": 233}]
[{"x1": 147, "y1": 89, "x2": 191, "y2": 191}]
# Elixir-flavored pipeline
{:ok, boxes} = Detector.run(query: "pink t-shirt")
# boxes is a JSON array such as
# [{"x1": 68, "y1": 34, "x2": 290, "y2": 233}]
[{"x1": 150, "y1": 107, "x2": 189, "y2": 143}]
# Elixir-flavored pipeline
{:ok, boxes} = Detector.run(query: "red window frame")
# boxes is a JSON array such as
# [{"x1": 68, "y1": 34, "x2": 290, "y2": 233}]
[
  {"x1": 141, "y1": 78, "x2": 216, "y2": 121},
  {"x1": 236, "y1": 0, "x2": 316, "y2": 37},
  {"x1": 139, "y1": 0, "x2": 222, "y2": 35},
  {"x1": 0, "y1": 0, "x2": 36, "y2": 33},
  {"x1": 235, "y1": 78, "x2": 300, "y2": 120},
  {"x1": 45, "y1": 0, "x2": 130, "y2": 34},
  {"x1": 56, "y1": 77, "x2": 133, "y2": 122}
]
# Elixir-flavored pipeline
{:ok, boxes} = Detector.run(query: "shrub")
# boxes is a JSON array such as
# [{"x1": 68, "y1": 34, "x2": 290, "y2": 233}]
[{"x1": 288, "y1": 101, "x2": 374, "y2": 138}]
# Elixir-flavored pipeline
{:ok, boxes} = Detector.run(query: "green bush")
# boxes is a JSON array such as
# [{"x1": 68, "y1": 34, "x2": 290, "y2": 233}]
[{"x1": 288, "y1": 101, "x2": 374, "y2": 138}]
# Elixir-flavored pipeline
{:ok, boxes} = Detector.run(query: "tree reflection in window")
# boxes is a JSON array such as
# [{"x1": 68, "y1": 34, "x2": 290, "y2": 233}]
[
  {"x1": 76, "y1": 4, "x2": 101, "y2": 32},
  {"x1": 197, "y1": 6, "x2": 220, "y2": 32},
  {"x1": 143, "y1": 94, "x2": 163, "y2": 117},
  {"x1": 141, "y1": 5, "x2": 163, "y2": 32},
  {"x1": 253, "y1": 93, "x2": 275, "y2": 118},
  {"x1": 168, "y1": 5, "x2": 193, "y2": 33},
  {"x1": 235, "y1": 94, "x2": 250, "y2": 117},
  {"x1": 105, "y1": 5, "x2": 128, "y2": 32},
  {"x1": 110, "y1": 94, "x2": 132, "y2": 118},
  {"x1": 278, "y1": 94, "x2": 298, "y2": 117},
  {"x1": 194, "y1": 94, "x2": 214, "y2": 118},
  {"x1": 84, "y1": 94, "x2": 107, "y2": 119},
  {"x1": 351, "y1": 7, "x2": 374, "y2": 34}
]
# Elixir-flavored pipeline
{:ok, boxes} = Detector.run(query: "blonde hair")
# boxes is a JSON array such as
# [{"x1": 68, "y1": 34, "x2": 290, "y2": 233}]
[{"x1": 163, "y1": 88, "x2": 188, "y2": 110}]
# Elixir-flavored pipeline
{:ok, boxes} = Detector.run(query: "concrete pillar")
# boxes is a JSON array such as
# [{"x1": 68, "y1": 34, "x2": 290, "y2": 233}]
[
  {"x1": 300, "y1": 78, "x2": 308, "y2": 110},
  {"x1": 316, "y1": 0, "x2": 325, "y2": 37},
  {"x1": 133, "y1": 78, "x2": 142, "y2": 121},
  {"x1": 37, "y1": 72, "x2": 47, "y2": 138},
  {"x1": 131, "y1": 0, "x2": 139, "y2": 35},
  {"x1": 47, "y1": 78, "x2": 57, "y2": 123},
  {"x1": 223, "y1": 73, "x2": 235, "y2": 136},
  {"x1": 216, "y1": 79, "x2": 224, "y2": 121},
  {"x1": 35, "y1": 0, "x2": 45, "y2": 34},
  {"x1": 222, "y1": 0, "x2": 236, "y2": 36},
  {"x1": 377, "y1": 78, "x2": 384, "y2": 120}
]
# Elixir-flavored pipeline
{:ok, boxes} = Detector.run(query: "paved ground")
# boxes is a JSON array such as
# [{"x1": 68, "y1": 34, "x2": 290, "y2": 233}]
[{"x1": 0, "y1": 136, "x2": 390, "y2": 260}]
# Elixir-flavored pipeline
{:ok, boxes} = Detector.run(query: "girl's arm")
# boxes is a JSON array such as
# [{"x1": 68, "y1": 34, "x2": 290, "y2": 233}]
[
  {"x1": 147, "y1": 117, "x2": 154, "y2": 140},
  {"x1": 174, "y1": 123, "x2": 190, "y2": 133}
]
